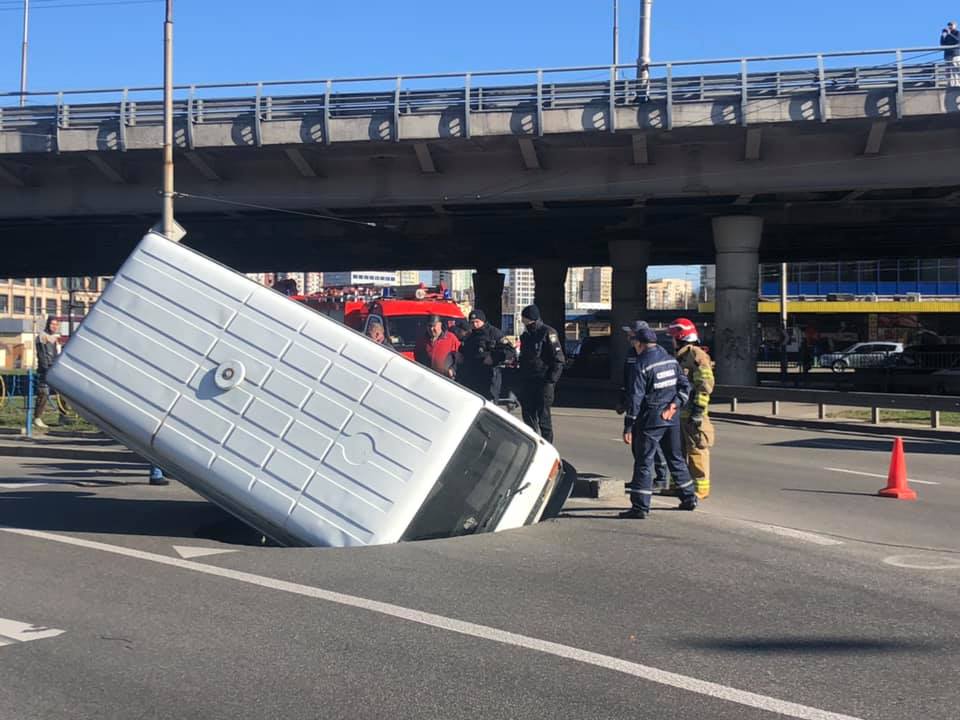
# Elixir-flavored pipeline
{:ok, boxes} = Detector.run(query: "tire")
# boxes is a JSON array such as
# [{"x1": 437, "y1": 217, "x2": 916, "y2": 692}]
[{"x1": 831, "y1": 360, "x2": 848, "y2": 373}]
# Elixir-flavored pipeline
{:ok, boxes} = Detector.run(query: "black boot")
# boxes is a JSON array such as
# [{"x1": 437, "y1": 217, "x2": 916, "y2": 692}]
[
  {"x1": 678, "y1": 497, "x2": 698, "y2": 511},
  {"x1": 618, "y1": 508, "x2": 648, "y2": 519}
]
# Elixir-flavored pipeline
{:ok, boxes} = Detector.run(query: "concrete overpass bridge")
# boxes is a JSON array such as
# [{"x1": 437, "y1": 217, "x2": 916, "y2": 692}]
[{"x1": 2, "y1": 46, "x2": 960, "y2": 383}]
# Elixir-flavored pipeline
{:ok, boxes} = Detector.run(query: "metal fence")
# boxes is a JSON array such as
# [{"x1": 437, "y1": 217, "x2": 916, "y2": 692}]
[
  {"x1": 0, "y1": 46, "x2": 953, "y2": 145},
  {"x1": 0, "y1": 372, "x2": 35, "y2": 437},
  {"x1": 715, "y1": 384, "x2": 960, "y2": 429}
]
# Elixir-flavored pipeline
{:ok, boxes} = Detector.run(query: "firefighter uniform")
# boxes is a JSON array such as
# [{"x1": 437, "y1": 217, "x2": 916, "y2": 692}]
[
  {"x1": 622, "y1": 337, "x2": 698, "y2": 517},
  {"x1": 518, "y1": 307, "x2": 565, "y2": 443},
  {"x1": 676, "y1": 345, "x2": 715, "y2": 499}
]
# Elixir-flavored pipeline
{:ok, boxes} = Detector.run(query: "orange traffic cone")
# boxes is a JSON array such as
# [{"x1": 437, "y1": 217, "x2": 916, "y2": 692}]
[{"x1": 878, "y1": 437, "x2": 917, "y2": 501}]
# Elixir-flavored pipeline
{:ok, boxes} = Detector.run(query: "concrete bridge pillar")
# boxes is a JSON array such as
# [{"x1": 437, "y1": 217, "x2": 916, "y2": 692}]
[
  {"x1": 713, "y1": 216, "x2": 763, "y2": 386},
  {"x1": 532, "y1": 260, "x2": 568, "y2": 336},
  {"x1": 608, "y1": 239, "x2": 651, "y2": 384},
  {"x1": 472, "y1": 268, "x2": 505, "y2": 328}
]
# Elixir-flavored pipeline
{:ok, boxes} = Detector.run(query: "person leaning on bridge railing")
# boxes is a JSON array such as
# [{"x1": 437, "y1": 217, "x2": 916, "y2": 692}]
[{"x1": 941, "y1": 20, "x2": 960, "y2": 86}]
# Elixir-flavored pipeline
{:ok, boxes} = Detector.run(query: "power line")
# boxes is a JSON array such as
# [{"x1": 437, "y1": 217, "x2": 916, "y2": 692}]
[
  {"x1": 171, "y1": 192, "x2": 382, "y2": 229},
  {"x1": 0, "y1": 0, "x2": 160, "y2": 10}
]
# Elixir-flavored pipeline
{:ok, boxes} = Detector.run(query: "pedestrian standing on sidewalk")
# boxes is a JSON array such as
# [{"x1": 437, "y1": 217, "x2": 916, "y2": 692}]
[{"x1": 33, "y1": 317, "x2": 61, "y2": 430}]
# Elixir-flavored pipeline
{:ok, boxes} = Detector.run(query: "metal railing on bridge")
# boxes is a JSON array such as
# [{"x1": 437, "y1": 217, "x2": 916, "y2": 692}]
[{"x1": 0, "y1": 45, "x2": 953, "y2": 147}]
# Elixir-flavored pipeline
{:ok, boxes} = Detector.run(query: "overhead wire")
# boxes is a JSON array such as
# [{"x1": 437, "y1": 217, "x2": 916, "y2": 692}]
[
  {"x1": 171, "y1": 192, "x2": 382, "y2": 229},
  {"x1": 0, "y1": 0, "x2": 161, "y2": 10}
]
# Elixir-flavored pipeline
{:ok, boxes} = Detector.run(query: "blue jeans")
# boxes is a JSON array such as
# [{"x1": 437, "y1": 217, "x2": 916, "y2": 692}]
[{"x1": 628, "y1": 423, "x2": 696, "y2": 511}]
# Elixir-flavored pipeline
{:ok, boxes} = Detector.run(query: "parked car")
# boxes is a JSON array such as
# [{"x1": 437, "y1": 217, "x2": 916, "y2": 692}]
[
  {"x1": 887, "y1": 344, "x2": 960, "y2": 371},
  {"x1": 565, "y1": 331, "x2": 676, "y2": 379},
  {"x1": 820, "y1": 342, "x2": 903, "y2": 373}
]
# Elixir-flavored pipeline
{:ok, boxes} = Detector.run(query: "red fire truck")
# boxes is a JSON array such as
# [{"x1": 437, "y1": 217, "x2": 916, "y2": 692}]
[{"x1": 292, "y1": 283, "x2": 466, "y2": 359}]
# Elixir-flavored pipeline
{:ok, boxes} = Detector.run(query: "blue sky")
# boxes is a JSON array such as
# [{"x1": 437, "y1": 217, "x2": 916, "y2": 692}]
[{"x1": 1, "y1": 1, "x2": 953, "y2": 95}]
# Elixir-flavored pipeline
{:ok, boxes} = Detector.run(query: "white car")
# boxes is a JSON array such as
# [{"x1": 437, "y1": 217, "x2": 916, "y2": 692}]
[{"x1": 820, "y1": 342, "x2": 903, "y2": 373}]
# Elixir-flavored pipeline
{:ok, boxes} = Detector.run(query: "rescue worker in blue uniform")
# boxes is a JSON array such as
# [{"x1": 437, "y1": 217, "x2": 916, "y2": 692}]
[
  {"x1": 518, "y1": 304, "x2": 565, "y2": 443},
  {"x1": 620, "y1": 326, "x2": 698, "y2": 519},
  {"x1": 618, "y1": 321, "x2": 670, "y2": 490}
]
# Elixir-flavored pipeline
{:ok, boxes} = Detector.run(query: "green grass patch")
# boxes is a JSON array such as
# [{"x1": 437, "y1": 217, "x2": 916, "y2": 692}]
[
  {"x1": 828, "y1": 409, "x2": 960, "y2": 427},
  {"x1": 0, "y1": 397, "x2": 98, "y2": 433}
]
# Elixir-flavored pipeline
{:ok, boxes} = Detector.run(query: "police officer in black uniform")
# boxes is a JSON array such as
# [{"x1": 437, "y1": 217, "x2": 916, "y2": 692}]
[
  {"x1": 457, "y1": 309, "x2": 516, "y2": 401},
  {"x1": 620, "y1": 326, "x2": 698, "y2": 519},
  {"x1": 518, "y1": 304, "x2": 565, "y2": 443}
]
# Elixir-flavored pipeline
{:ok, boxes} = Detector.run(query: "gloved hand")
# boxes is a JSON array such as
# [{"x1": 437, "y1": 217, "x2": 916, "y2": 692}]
[
  {"x1": 615, "y1": 403, "x2": 626, "y2": 415},
  {"x1": 689, "y1": 403, "x2": 705, "y2": 428}
]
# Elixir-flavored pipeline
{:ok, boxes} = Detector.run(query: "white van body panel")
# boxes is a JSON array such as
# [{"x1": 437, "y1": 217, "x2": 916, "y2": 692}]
[{"x1": 48, "y1": 233, "x2": 556, "y2": 547}]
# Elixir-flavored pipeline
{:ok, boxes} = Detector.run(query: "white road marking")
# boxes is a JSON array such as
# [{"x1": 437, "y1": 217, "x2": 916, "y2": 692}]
[
  {"x1": 823, "y1": 467, "x2": 939, "y2": 485},
  {"x1": 882, "y1": 555, "x2": 960, "y2": 570},
  {"x1": 750, "y1": 524, "x2": 844, "y2": 546},
  {"x1": 172, "y1": 545, "x2": 237, "y2": 559},
  {"x1": 0, "y1": 481, "x2": 50, "y2": 489},
  {"x1": 1, "y1": 526, "x2": 864, "y2": 720},
  {"x1": 0, "y1": 617, "x2": 65, "y2": 645}
]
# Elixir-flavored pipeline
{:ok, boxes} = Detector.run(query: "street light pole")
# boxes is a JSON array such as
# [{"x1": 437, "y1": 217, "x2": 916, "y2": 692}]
[
  {"x1": 161, "y1": 0, "x2": 175, "y2": 238},
  {"x1": 637, "y1": 0, "x2": 652, "y2": 81},
  {"x1": 780, "y1": 262, "x2": 789, "y2": 379},
  {"x1": 613, "y1": 0, "x2": 620, "y2": 71},
  {"x1": 19, "y1": 0, "x2": 30, "y2": 107}
]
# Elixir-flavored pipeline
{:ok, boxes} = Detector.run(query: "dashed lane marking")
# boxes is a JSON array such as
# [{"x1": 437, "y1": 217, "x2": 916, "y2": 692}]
[
  {"x1": 1, "y1": 526, "x2": 865, "y2": 720},
  {"x1": 172, "y1": 545, "x2": 237, "y2": 559},
  {"x1": 823, "y1": 467, "x2": 940, "y2": 485},
  {"x1": 0, "y1": 617, "x2": 65, "y2": 647},
  {"x1": 882, "y1": 555, "x2": 960, "y2": 570},
  {"x1": 749, "y1": 524, "x2": 844, "y2": 546}
]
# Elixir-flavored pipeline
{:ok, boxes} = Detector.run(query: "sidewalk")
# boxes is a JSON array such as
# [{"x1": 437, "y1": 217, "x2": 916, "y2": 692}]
[{"x1": 0, "y1": 432, "x2": 140, "y2": 463}]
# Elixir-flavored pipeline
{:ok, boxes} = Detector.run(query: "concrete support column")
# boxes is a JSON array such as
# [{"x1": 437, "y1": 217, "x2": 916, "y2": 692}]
[
  {"x1": 532, "y1": 260, "x2": 568, "y2": 334},
  {"x1": 712, "y1": 216, "x2": 763, "y2": 386},
  {"x1": 472, "y1": 267, "x2": 505, "y2": 327},
  {"x1": 608, "y1": 239, "x2": 651, "y2": 384}
]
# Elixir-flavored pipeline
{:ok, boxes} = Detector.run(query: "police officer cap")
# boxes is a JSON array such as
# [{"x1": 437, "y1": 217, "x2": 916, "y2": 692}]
[
  {"x1": 637, "y1": 327, "x2": 658, "y2": 343},
  {"x1": 468, "y1": 309, "x2": 486, "y2": 322},
  {"x1": 521, "y1": 304, "x2": 541, "y2": 321},
  {"x1": 621, "y1": 320, "x2": 650, "y2": 334}
]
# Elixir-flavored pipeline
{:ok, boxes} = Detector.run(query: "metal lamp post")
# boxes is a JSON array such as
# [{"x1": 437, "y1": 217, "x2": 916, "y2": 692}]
[
  {"x1": 161, "y1": 0, "x2": 175, "y2": 238},
  {"x1": 637, "y1": 0, "x2": 652, "y2": 82},
  {"x1": 19, "y1": 0, "x2": 30, "y2": 107}
]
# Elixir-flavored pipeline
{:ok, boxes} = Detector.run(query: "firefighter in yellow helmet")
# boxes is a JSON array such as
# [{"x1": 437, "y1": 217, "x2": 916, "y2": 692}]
[{"x1": 668, "y1": 318, "x2": 715, "y2": 499}]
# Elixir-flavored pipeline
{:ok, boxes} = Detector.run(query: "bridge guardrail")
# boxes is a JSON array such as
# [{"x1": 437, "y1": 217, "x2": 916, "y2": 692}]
[
  {"x1": 0, "y1": 46, "x2": 952, "y2": 143},
  {"x1": 714, "y1": 384, "x2": 960, "y2": 429}
]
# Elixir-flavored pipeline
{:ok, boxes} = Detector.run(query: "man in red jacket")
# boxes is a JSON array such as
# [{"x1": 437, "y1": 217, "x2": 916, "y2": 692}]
[{"x1": 415, "y1": 315, "x2": 461, "y2": 378}]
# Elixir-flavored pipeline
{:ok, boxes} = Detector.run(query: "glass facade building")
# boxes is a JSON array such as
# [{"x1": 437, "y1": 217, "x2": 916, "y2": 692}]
[{"x1": 760, "y1": 259, "x2": 960, "y2": 298}]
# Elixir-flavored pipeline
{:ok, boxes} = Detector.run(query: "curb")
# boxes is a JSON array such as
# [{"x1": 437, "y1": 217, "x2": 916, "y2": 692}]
[
  {"x1": 0, "y1": 444, "x2": 141, "y2": 463},
  {"x1": 710, "y1": 412, "x2": 960, "y2": 441}
]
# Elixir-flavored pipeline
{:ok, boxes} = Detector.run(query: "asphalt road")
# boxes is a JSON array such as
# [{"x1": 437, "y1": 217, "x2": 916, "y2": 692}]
[{"x1": 1, "y1": 415, "x2": 958, "y2": 720}]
